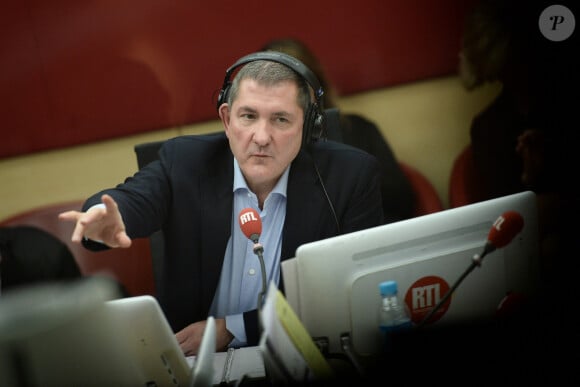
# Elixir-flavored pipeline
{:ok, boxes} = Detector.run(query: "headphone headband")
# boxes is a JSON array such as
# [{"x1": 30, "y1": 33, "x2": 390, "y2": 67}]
[
  {"x1": 216, "y1": 51, "x2": 327, "y2": 148},
  {"x1": 216, "y1": 51, "x2": 324, "y2": 111}
]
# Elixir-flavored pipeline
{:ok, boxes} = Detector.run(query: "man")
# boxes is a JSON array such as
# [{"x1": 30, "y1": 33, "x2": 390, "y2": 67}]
[{"x1": 59, "y1": 52, "x2": 384, "y2": 355}]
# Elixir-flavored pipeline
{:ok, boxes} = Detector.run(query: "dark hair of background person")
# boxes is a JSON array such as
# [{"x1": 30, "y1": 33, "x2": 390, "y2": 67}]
[
  {"x1": 459, "y1": 0, "x2": 531, "y2": 202},
  {"x1": 0, "y1": 225, "x2": 82, "y2": 293},
  {"x1": 260, "y1": 38, "x2": 416, "y2": 223},
  {"x1": 0, "y1": 225, "x2": 130, "y2": 297}
]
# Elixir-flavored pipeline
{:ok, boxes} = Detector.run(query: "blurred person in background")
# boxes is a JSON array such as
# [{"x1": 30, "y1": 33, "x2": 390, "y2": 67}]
[
  {"x1": 261, "y1": 38, "x2": 416, "y2": 223},
  {"x1": 462, "y1": 0, "x2": 579, "y2": 332}
]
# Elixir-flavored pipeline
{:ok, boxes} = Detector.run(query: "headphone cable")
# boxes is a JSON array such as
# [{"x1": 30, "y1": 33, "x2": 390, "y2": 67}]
[{"x1": 312, "y1": 158, "x2": 341, "y2": 234}]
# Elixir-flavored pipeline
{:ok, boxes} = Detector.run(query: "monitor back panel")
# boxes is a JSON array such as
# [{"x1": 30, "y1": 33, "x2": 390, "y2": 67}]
[
  {"x1": 105, "y1": 295, "x2": 192, "y2": 386},
  {"x1": 294, "y1": 191, "x2": 540, "y2": 356},
  {"x1": 0, "y1": 290, "x2": 193, "y2": 387}
]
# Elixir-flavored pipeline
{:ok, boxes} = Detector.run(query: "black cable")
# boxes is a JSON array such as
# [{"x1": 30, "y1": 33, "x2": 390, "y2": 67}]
[{"x1": 312, "y1": 160, "x2": 341, "y2": 234}]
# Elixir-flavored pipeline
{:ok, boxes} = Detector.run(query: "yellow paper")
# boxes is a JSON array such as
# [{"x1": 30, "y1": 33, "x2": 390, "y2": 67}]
[{"x1": 273, "y1": 288, "x2": 334, "y2": 379}]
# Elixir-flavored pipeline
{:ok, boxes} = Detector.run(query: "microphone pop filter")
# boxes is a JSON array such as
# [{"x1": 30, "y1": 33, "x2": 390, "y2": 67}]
[{"x1": 488, "y1": 210, "x2": 524, "y2": 249}]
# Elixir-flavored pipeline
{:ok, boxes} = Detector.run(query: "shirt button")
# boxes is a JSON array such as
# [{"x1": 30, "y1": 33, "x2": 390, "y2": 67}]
[{"x1": 248, "y1": 268, "x2": 256, "y2": 275}]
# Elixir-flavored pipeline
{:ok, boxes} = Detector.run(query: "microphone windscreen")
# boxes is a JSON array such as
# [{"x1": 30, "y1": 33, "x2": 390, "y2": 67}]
[
  {"x1": 238, "y1": 208, "x2": 262, "y2": 241},
  {"x1": 487, "y1": 210, "x2": 524, "y2": 249}
]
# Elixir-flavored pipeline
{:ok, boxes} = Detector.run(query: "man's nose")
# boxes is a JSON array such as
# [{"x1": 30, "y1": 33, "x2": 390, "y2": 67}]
[{"x1": 252, "y1": 120, "x2": 271, "y2": 145}]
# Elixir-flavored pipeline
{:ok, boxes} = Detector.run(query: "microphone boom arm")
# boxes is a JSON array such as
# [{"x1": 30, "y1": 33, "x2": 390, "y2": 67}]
[
  {"x1": 417, "y1": 211, "x2": 523, "y2": 328},
  {"x1": 417, "y1": 242, "x2": 495, "y2": 328},
  {"x1": 253, "y1": 242, "x2": 267, "y2": 309}
]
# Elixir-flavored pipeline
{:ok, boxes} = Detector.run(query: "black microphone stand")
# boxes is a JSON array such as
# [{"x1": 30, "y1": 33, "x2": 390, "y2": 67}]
[
  {"x1": 417, "y1": 242, "x2": 497, "y2": 328},
  {"x1": 250, "y1": 239, "x2": 268, "y2": 349},
  {"x1": 252, "y1": 241, "x2": 267, "y2": 310}
]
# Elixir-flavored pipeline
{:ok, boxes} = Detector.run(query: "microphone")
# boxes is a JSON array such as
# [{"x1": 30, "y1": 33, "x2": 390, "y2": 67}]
[
  {"x1": 418, "y1": 211, "x2": 524, "y2": 327},
  {"x1": 238, "y1": 208, "x2": 267, "y2": 309},
  {"x1": 239, "y1": 208, "x2": 262, "y2": 244},
  {"x1": 473, "y1": 210, "x2": 524, "y2": 266}
]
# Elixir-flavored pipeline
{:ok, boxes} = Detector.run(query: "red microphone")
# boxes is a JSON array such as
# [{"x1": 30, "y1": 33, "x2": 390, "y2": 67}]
[
  {"x1": 238, "y1": 208, "x2": 262, "y2": 244},
  {"x1": 238, "y1": 208, "x2": 267, "y2": 308},
  {"x1": 488, "y1": 210, "x2": 524, "y2": 249},
  {"x1": 475, "y1": 211, "x2": 524, "y2": 265},
  {"x1": 419, "y1": 210, "x2": 525, "y2": 327}
]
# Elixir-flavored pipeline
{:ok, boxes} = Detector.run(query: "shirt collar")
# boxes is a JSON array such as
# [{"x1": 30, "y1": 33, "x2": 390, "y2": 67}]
[{"x1": 233, "y1": 158, "x2": 289, "y2": 198}]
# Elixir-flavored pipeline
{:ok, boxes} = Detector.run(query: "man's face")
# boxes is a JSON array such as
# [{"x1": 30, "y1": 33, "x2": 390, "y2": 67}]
[{"x1": 220, "y1": 78, "x2": 304, "y2": 192}]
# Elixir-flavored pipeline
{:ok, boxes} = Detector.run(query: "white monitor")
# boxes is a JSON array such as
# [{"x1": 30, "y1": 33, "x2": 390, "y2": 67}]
[
  {"x1": 0, "y1": 277, "x2": 216, "y2": 387},
  {"x1": 287, "y1": 191, "x2": 540, "y2": 357}
]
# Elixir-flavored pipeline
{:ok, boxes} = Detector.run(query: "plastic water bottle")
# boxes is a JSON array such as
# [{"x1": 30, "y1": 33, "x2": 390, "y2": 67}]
[{"x1": 378, "y1": 280, "x2": 412, "y2": 353}]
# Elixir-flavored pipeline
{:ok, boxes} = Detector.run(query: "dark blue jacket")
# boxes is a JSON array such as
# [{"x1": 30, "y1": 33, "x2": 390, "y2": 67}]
[{"x1": 83, "y1": 132, "x2": 384, "y2": 344}]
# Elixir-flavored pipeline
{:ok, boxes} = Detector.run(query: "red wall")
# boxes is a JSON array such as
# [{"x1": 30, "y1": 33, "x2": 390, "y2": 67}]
[{"x1": 0, "y1": 0, "x2": 478, "y2": 159}]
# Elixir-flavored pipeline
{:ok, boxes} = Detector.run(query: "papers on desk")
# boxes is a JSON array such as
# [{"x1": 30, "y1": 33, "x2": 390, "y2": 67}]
[
  {"x1": 187, "y1": 346, "x2": 265, "y2": 386},
  {"x1": 187, "y1": 281, "x2": 333, "y2": 386},
  {"x1": 259, "y1": 281, "x2": 333, "y2": 384}
]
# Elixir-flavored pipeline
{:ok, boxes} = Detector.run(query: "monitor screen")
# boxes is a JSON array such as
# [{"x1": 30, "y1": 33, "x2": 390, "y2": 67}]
[{"x1": 288, "y1": 191, "x2": 540, "y2": 357}]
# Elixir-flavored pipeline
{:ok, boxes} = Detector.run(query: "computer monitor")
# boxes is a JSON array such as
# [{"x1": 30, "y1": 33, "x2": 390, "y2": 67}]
[
  {"x1": 0, "y1": 277, "x2": 216, "y2": 387},
  {"x1": 287, "y1": 191, "x2": 540, "y2": 357}
]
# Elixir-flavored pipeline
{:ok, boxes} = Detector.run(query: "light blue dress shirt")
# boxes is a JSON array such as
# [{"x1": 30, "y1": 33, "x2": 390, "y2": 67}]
[{"x1": 209, "y1": 158, "x2": 288, "y2": 347}]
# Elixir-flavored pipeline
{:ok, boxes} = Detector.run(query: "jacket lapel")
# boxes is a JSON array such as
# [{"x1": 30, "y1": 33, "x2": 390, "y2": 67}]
[
  {"x1": 199, "y1": 152, "x2": 234, "y2": 310},
  {"x1": 282, "y1": 151, "x2": 319, "y2": 260}
]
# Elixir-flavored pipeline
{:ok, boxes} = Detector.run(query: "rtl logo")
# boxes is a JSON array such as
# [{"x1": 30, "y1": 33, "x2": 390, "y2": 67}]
[
  {"x1": 239, "y1": 210, "x2": 258, "y2": 225},
  {"x1": 404, "y1": 276, "x2": 450, "y2": 325}
]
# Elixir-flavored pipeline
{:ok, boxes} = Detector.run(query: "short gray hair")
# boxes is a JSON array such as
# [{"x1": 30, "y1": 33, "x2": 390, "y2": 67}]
[{"x1": 227, "y1": 60, "x2": 312, "y2": 114}]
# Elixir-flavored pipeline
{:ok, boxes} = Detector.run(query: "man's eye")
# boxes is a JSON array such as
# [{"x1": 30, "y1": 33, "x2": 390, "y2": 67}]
[{"x1": 241, "y1": 113, "x2": 256, "y2": 120}]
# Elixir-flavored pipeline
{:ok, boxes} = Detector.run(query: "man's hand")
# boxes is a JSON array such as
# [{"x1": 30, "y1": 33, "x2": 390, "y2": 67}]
[
  {"x1": 176, "y1": 318, "x2": 234, "y2": 356},
  {"x1": 58, "y1": 194, "x2": 131, "y2": 248}
]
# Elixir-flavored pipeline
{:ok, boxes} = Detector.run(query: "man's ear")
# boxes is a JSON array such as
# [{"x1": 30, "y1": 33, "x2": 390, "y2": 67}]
[{"x1": 218, "y1": 103, "x2": 230, "y2": 133}]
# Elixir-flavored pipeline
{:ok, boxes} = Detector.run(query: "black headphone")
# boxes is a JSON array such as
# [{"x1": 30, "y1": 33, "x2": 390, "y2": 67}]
[{"x1": 216, "y1": 51, "x2": 326, "y2": 148}]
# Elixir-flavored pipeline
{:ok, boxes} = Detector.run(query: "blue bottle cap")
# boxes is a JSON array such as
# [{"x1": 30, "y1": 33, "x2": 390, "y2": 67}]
[{"x1": 379, "y1": 280, "x2": 398, "y2": 296}]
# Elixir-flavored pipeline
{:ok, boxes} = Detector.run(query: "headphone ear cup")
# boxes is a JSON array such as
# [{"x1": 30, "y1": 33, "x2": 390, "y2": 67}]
[
  {"x1": 314, "y1": 107, "x2": 326, "y2": 140},
  {"x1": 302, "y1": 103, "x2": 327, "y2": 148},
  {"x1": 302, "y1": 104, "x2": 315, "y2": 148},
  {"x1": 216, "y1": 83, "x2": 231, "y2": 111}
]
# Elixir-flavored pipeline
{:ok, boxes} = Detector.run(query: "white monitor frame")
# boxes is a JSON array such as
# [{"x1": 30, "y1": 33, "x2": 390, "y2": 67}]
[
  {"x1": 0, "y1": 278, "x2": 218, "y2": 387},
  {"x1": 290, "y1": 191, "x2": 540, "y2": 357}
]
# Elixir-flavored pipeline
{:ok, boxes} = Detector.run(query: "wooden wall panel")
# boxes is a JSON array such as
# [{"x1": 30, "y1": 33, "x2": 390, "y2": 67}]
[{"x1": 0, "y1": 0, "x2": 478, "y2": 158}]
